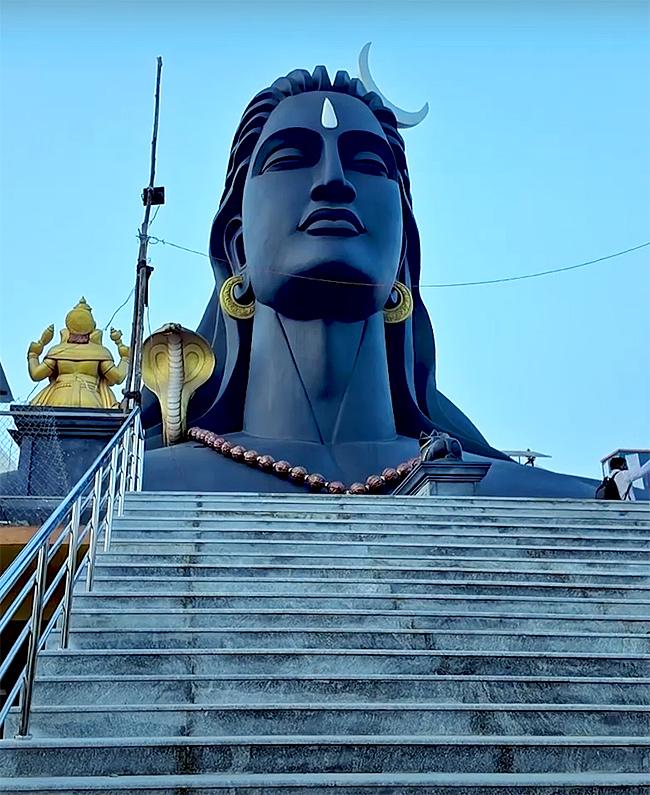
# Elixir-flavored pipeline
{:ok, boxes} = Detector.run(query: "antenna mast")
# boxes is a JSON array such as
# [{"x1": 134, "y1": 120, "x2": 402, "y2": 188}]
[{"x1": 124, "y1": 56, "x2": 164, "y2": 409}]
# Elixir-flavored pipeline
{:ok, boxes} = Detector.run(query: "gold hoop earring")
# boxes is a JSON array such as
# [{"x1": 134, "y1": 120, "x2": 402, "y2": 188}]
[
  {"x1": 383, "y1": 281, "x2": 413, "y2": 324},
  {"x1": 219, "y1": 275, "x2": 255, "y2": 320}
]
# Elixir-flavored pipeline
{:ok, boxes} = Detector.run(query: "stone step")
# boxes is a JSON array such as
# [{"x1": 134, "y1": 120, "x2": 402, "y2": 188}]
[
  {"x1": 72, "y1": 588, "x2": 647, "y2": 615},
  {"x1": 121, "y1": 492, "x2": 650, "y2": 517},
  {"x1": 31, "y1": 673, "x2": 650, "y2": 707},
  {"x1": 52, "y1": 627, "x2": 650, "y2": 654},
  {"x1": 97, "y1": 544, "x2": 650, "y2": 568},
  {"x1": 107, "y1": 543, "x2": 650, "y2": 572},
  {"x1": 89, "y1": 573, "x2": 650, "y2": 601},
  {"x1": 125, "y1": 490, "x2": 649, "y2": 508},
  {"x1": 108, "y1": 535, "x2": 650, "y2": 556},
  {"x1": 109, "y1": 533, "x2": 650, "y2": 553},
  {"x1": 36, "y1": 648, "x2": 649, "y2": 678},
  {"x1": 113, "y1": 514, "x2": 650, "y2": 532},
  {"x1": 2, "y1": 735, "x2": 649, "y2": 778},
  {"x1": 4, "y1": 770, "x2": 650, "y2": 794},
  {"x1": 120, "y1": 506, "x2": 648, "y2": 529},
  {"x1": 68, "y1": 605, "x2": 650, "y2": 634},
  {"x1": 8, "y1": 701, "x2": 649, "y2": 739},
  {"x1": 90, "y1": 557, "x2": 650, "y2": 586}
]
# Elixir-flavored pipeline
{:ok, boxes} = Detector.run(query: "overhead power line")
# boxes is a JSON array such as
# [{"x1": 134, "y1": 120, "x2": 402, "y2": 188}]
[
  {"x1": 103, "y1": 287, "x2": 135, "y2": 330},
  {"x1": 146, "y1": 237, "x2": 649, "y2": 288},
  {"x1": 149, "y1": 237, "x2": 207, "y2": 258},
  {"x1": 421, "y1": 242, "x2": 650, "y2": 288}
]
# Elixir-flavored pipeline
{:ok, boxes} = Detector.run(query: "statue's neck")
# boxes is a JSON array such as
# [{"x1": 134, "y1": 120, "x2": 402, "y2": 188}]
[
  {"x1": 243, "y1": 304, "x2": 396, "y2": 444},
  {"x1": 67, "y1": 333, "x2": 89, "y2": 344}
]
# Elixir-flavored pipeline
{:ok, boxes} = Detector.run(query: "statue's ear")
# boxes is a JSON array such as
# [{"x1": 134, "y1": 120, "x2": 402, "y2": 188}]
[{"x1": 224, "y1": 217, "x2": 245, "y2": 272}]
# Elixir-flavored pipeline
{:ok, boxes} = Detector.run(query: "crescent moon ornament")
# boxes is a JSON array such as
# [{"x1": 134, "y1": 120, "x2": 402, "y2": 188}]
[{"x1": 357, "y1": 42, "x2": 429, "y2": 129}]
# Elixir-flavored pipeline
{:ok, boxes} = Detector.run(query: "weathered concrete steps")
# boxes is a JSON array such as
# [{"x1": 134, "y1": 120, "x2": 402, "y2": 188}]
[{"x1": 2, "y1": 493, "x2": 649, "y2": 793}]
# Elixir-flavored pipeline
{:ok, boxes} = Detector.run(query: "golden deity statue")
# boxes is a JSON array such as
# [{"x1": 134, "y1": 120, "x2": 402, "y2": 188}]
[{"x1": 27, "y1": 298, "x2": 130, "y2": 409}]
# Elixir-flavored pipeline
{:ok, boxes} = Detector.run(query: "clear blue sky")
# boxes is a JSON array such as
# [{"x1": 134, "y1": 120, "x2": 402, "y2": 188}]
[{"x1": 1, "y1": 0, "x2": 648, "y2": 479}]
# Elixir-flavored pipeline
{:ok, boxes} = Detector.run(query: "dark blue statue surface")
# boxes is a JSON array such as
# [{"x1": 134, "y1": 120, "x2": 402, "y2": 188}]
[{"x1": 143, "y1": 67, "x2": 597, "y2": 498}]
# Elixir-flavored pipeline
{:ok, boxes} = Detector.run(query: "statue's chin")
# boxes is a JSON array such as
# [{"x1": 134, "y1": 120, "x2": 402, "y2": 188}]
[{"x1": 255, "y1": 262, "x2": 392, "y2": 322}]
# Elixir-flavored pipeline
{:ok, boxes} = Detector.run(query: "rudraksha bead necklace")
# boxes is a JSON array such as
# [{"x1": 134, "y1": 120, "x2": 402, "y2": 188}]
[{"x1": 188, "y1": 427, "x2": 421, "y2": 495}]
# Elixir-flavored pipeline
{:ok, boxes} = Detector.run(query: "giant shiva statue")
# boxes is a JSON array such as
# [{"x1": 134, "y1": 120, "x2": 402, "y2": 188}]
[{"x1": 144, "y1": 64, "x2": 596, "y2": 497}]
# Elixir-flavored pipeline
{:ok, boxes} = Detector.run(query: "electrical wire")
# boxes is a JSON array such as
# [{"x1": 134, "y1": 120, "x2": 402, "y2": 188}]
[
  {"x1": 22, "y1": 384, "x2": 38, "y2": 402},
  {"x1": 148, "y1": 236, "x2": 207, "y2": 258},
  {"x1": 144, "y1": 237, "x2": 649, "y2": 288},
  {"x1": 421, "y1": 241, "x2": 650, "y2": 288},
  {"x1": 13, "y1": 239, "x2": 647, "y2": 406},
  {"x1": 103, "y1": 287, "x2": 135, "y2": 330},
  {"x1": 146, "y1": 305, "x2": 153, "y2": 339},
  {"x1": 149, "y1": 205, "x2": 161, "y2": 227}
]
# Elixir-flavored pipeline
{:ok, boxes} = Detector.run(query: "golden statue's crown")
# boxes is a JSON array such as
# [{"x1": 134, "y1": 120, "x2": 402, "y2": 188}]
[{"x1": 65, "y1": 297, "x2": 96, "y2": 336}]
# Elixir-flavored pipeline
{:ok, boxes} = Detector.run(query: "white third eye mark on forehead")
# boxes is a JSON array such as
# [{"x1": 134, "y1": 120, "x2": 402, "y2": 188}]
[{"x1": 320, "y1": 97, "x2": 339, "y2": 129}]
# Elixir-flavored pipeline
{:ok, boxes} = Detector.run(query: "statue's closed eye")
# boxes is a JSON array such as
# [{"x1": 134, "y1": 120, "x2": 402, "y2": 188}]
[
  {"x1": 260, "y1": 147, "x2": 311, "y2": 173},
  {"x1": 252, "y1": 128, "x2": 322, "y2": 177},
  {"x1": 338, "y1": 131, "x2": 397, "y2": 181},
  {"x1": 348, "y1": 151, "x2": 391, "y2": 177},
  {"x1": 253, "y1": 128, "x2": 396, "y2": 181}
]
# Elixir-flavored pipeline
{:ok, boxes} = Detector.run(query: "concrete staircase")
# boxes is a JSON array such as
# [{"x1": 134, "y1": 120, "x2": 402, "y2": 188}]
[{"x1": 2, "y1": 493, "x2": 649, "y2": 793}]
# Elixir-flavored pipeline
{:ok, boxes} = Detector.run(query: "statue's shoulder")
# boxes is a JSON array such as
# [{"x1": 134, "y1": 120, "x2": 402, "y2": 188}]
[{"x1": 47, "y1": 342, "x2": 114, "y2": 362}]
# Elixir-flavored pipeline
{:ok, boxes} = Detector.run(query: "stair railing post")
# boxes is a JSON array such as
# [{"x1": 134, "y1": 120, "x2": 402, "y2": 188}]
[
  {"x1": 127, "y1": 413, "x2": 141, "y2": 492},
  {"x1": 124, "y1": 423, "x2": 133, "y2": 493},
  {"x1": 137, "y1": 429, "x2": 145, "y2": 490},
  {"x1": 58, "y1": 498, "x2": 81, "y2": 649},
  {"x1": 104, "y1": 446, "x2": 119, "y2": 552},
  {"x1": 133, "y1": 412, "x2": 145, "y2": 491},
  {"x1": 15, "y1": 541, "x2": 49, "y2": 738},
  {"x1": 125, "y1": 420, "x2": 134, "y2": 496},
  {"x1": 85, "y1": 467, "x2": 103, "y2": 592},
  {"x1": 116, "y1": 429, "x2": 131, "y2": 517},
  {"x1": 115, "y1": 430, "x2": 126, "y2": 515}
]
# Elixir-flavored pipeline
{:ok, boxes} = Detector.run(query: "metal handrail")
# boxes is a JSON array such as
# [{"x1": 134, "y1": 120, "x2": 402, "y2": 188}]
[{"x1": 0, "y1": 407, "x2": 144, "y2": 736}]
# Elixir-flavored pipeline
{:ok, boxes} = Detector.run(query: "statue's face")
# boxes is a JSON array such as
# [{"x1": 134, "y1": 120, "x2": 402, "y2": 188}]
[{"x1": 241, "y1": 91, "x2": 403, "y2": 321}]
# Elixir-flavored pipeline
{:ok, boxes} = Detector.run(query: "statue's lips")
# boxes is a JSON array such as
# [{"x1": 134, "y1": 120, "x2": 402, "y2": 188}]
[{"x1": 297, "y1": 209, "x2": 365, "y2": 237}]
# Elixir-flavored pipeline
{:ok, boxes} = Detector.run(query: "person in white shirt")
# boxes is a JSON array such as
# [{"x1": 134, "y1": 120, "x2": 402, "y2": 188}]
[{"x1": 608, "y1": 456, "x2": 650, "y2": 501}]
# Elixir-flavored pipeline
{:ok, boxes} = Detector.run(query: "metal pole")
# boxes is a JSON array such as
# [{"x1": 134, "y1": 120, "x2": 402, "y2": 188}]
[
  {"x1": 86, "y1": 468, "x2": 103, "y2": 592},
  {"x1": 124, "y1": 56, "x2": 163, "y2": 410},
  {"x1": 104, "y1": 446, "x2": 119, "y2": 552},
  {"x1": 59, "y1": 500, "x2": 81, "y2": 649},
  {"x1": 16, "y1": 542, "x2": 49, "y2": 738}
]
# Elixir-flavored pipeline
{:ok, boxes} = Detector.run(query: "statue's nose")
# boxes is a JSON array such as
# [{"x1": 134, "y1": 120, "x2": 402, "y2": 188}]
[{"x1": 310, "y1": 144, "x2": 356, "y2": 204}]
